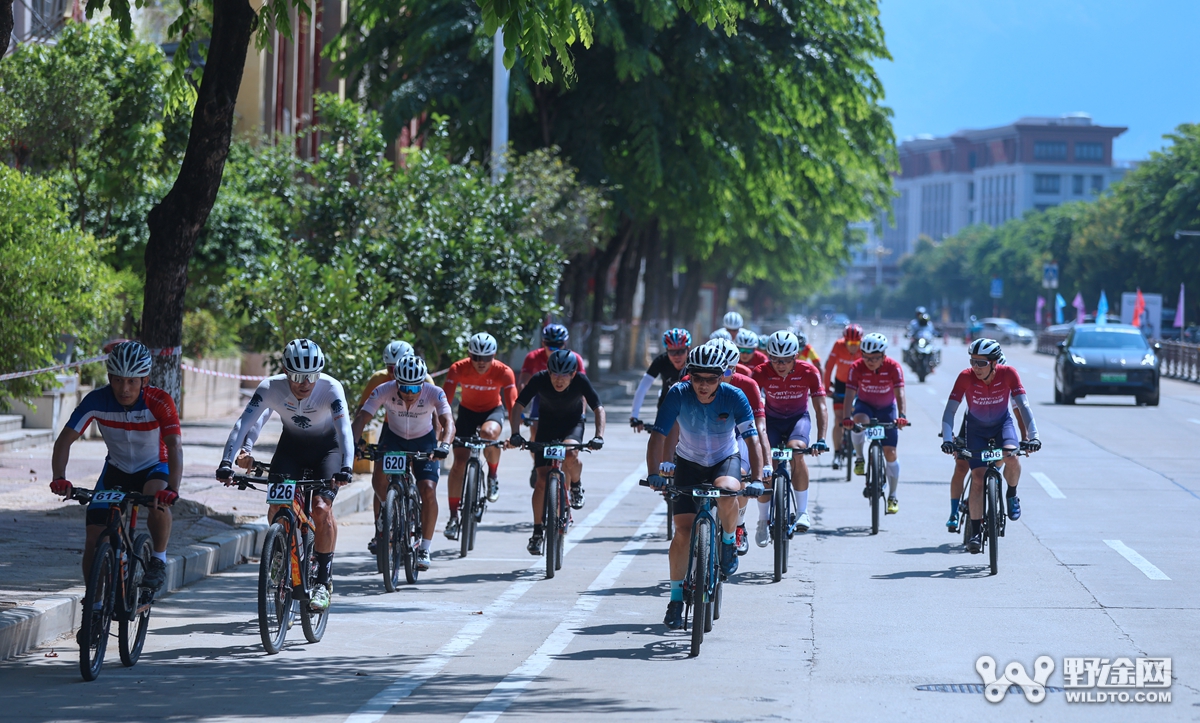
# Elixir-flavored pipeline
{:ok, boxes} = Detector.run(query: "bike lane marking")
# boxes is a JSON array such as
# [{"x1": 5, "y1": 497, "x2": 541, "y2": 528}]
[
  {"x1": 1030, "y1": 472, "x2": 1066, "y2": 499},
  {"x1": 461, "y1": 502, "x2": 665, "y2": 723},
  {"x1": 1103, "y1": 540, "x2": 1170, "y2": 580},
  {"x1": 343, "y1": 463, "x2": 647, "y2": 723}
]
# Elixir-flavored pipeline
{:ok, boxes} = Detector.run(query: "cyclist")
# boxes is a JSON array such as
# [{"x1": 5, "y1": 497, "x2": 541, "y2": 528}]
[
  {"x1": 218, "y1": 339, "x2": 353, "y2": 612},
  {"x1": 709, "y1": 339, "x2": 768, "y2": 555},
  {"x1": 719, "y1": 310, "x2": 744, "y2": 338},
  {"x1": 709, "y1": 328, "x2": 733, "y2": 342},
  {"x1": 940, "y1": 339, "x2": 1041, "y2": 553},
  {"x1": 735, "y1": 328, "x2": 769, "y2": 370},
  {"x1": 519, "y1": 324, "x2": 587, "y2": 487},
  {"x1": 646, "y1": 344, "x2": 763, "y2": 630},
  {"x1": 630, "y1": 328, "x2": 691, "y2": 432},
  {"x1": 841, "y1": 332, "x2": 908, "y2": 515},
  {"x1": 357, "y1": 341, "x2": 411, "y2": 410},
  {"x1": 795, "y1": 330, "x2": 822, "y2": 372},
  {"x1": 757, "y1": 332, "x2": 770, "y2": 352},
  {"x1": 822, "y1": 324, "x2": 863, "y2": 469},
  {"x1": 50, "y1": 341, "x2": 181, "y2": 594},
  {"x1": 508, "y1": 350, "x2": 606, "y2": 555},
  {"x1": 443, "y1": 332, "x2": 516, "y2": 536},
  {"x1": 350, "y1": 356, "x2": 454, "y2": 570},
  {"x1": 752, "y1": 331, "x2": 827, "y2": 543}
]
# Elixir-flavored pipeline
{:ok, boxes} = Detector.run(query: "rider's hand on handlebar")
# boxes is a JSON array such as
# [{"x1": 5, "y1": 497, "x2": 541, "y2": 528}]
[
  {"x1": 895, "y1": 416, "x2": 910, "y2": 429},
  {"x1": 940, "y1": 441, "x2": 956, "y2": 456},
  {"x1": 588, "y1": 436, "x2": 604, "y2": 451},
  {"x1": 354, "y1": 438, "x2": 369, "y2": 460},
  {"x1": 216, "y1": 462, "x2": 234, "y2": 485},
  {"x1": 630, "y1": 417, "x2": 644, "y2": 433},
  {"x1": 154, "y1": 489, "x2": 179, "y2": 509},
  {"x1": 234, "y1": 450, "x2": 255, "y2": 471},
  {"x1": 647, "y1": 473, "x2": 667, "y2": 490},
  {"x1": 744, "y1": 481, "x2": 766, "y2": 497},
  {"x1": 50, "y1": 478, "x2": 72, "y2": 496},
  {"x1": 1024, "y1": 438, "x2": 1042, "y2": 453},
  {"x1": 432, "y1": 442, "x2": 451, "y2": 459},
  {"x1": 841, "y1": 418, "x2": 854, "y2": 429},
  {"x1": 333, "y1": 467, "x2": 353, "y2": 485},
  {"x1": 811, "y1": 439, "x2": 829, "y2": 454},
  {"x1": 508, "y1": 432, "x2": 526, "y2": 449}
]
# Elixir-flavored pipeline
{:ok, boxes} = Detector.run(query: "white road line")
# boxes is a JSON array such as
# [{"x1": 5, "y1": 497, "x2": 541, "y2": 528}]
[
  {"x1": 462, "y1": 504, "x2": 665, "y2": 723},
  {"x1": 1030, "y1": 472, "x2": 1065, "y2": 499},
  {"x1": 1103, "y1": 540, "x2": 1170, "y2": 580},
  {"x1": 1037, "y1": 373, "x2": 1051, "y2": 380},
  {"x1": 1187, "y1": 419, "x2": 1200, "y2": 426},
  {"x1": 343, "y1": 463, "x2": 647, "y2": 723}
]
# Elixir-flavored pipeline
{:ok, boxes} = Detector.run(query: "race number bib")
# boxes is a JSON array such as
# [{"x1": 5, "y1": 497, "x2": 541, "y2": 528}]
[
  {"x1": 866, "y1": 426, "x2": 886, "y2": 441},
  {"x1": 691, "y1": 488, "x2": 720, "y2": 498},
  {"x1": 92, "y1": 490, "x2": 126, "y2": 504},
  {"x1": 980, "y1": 448, "x2": 1004, "y2": 463},
  {"x1": 543, "y1": 445, "x2": 567, "y2": 461},
  {"x1": 266, "y1": 481, "x2": 297, "y2": 505},
  {"x1": 772, "y1": 448, "x2": 793, "y2": 462},
  {"x1": 383, "y1": 452, "x2": 407, "y2": 474}
]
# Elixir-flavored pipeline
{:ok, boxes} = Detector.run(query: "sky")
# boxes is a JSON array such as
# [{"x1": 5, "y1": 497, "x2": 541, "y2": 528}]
[{"x1": 876, "y1": 0, "x2": 1200, "y2": 162}]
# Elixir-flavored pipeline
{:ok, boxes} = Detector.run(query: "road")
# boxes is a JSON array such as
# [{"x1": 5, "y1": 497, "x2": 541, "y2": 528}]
[{"x1": 2, "y1": 339, "x2": 1196, "y2": 721}]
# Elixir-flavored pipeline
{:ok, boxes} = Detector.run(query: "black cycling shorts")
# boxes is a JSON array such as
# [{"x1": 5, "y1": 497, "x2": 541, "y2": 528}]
[
  {"x1": 671, "y1": 454, "x2": 741, "y2": 517},
  {"x1": 456, "y1": 405, "x2": 506, "y2": 437},
  {"x1": 86, "y1": 462, "x2": 170, "y2": 526},
  {"x1": 533, "y1": 418, "x2": 586, "y2": 468},
  {"x1": 271, "y1": 430, "x2": 342, "y2": 502},
  {"x1": 378, "y1": 427, "x2": 440, "y2": 482},
  {"x1": 832, "y1": 378, "x2": 846, "y2": 403}
]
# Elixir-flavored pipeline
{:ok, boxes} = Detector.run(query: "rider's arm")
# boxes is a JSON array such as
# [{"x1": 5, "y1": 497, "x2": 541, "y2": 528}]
[
  {"x1": 895, "y1": 386, "x2": 907, "y2": 419},
  {"x1": 941, "y1": 398, "x2": 961, "y2": 443},
  {"x1": 431, "y1": 385, "x2": 455, "y2": 445},
  {"x1": 353, "y1": 384, "x2": 388, "y2": 442},
  {"x1": 223, "y1": 379, "x2": 274, "y2": 465},
  {"x1": 842, "y1": 387, "x2": 857, "y2": 421},
  {"x1": 579, "y1": 375, "x2": 605, "y2": 439},
  {"x1": 1011, "y1": 393, "x2": 1039, "y2": 439},
  {"x1": 164, "y1": 433, "x2": 183, "y2": 492},
  {"x1": 508, "y1": 402, "x2": 526, "y2": 438},
  {"x1": 350, "y1": 409, "x2": 373, "y2": 445},
  {"x1": 646, "y1": 430, "x2": 665, "y2": 476},
  {"x1": 813, "y1": 396, "x2": 828, "y2": 440},
  {"x1": 592, "y1": 406, "x2": 607, "y2": 439},
  {"x1": 329, "y1": 380, "x2": 356, "y2": 471},
  {"x1": 500, "y1": 364, "x2": 518, "y2": 412},
  {"x1": 51, "y1": 427, "x2": 82, "y2": 481},
  {"x1": 630, "y1": 373, "x2": 655, "y2": 420}
]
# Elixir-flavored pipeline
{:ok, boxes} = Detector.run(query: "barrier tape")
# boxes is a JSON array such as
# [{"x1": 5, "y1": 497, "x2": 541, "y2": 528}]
[
  {"x1": 0, "y1": 355, "x2": 108, "y2": 383},
  {"x1": 180, "y1": 364, "x2": 270, "y2": 381}
]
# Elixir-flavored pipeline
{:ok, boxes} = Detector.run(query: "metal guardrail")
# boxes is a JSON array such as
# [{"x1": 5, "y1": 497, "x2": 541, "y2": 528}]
[
  {"x1": 1036, "y1": 331, "x2": 1067, "y2": 356},
  {"x1": 1158, "y1": 341, "x2": 1200, "y2": 382}
]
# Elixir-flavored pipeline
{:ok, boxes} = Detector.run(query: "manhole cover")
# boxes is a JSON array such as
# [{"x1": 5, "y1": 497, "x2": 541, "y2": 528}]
[{"x1": 916, "y1": 684, "x2": 1064, "y2": 694}]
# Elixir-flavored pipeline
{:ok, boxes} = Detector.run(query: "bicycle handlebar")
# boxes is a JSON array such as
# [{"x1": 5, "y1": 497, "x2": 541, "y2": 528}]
[
  {"x1": 638, "y1": 479, "x2": 762, "y2": 498},
  {"x1": 67, "y1": 488, "x2": 171, "y2": 507},
  {"x1": 950, "y1": 440, "x2": 1034, "y2": 461},
  {"x1": 522, "y1": 441, "x2": 594, "y2": 452},
  {"x1": 453, "y1": 435, "x2": 505, "y2": 449},
  {"x1": 360, "y1": 443, "x2": 437, "y2": 461}
]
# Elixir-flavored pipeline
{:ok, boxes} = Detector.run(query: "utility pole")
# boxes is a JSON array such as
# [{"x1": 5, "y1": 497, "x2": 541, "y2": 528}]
[{"x1": 490, "y1": 30, "x2": 509, "y2": 183}]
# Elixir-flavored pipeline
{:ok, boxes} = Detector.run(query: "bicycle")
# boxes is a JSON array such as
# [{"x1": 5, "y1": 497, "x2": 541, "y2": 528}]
[
  {"x1": 524, "y1": 441, "x2": 591, "y2": 579},
  {"x1": 837, "y1": 428, "x2": 855, "y2": 482},
  {"x1": 953, "y1": 439, "x2": 1031, "y2": 575},
  {"x1": 640, "y1": 475, "x2": 761, "y2": 657},
  {"x1": 853, "y1": 419, "x2": 904, "y2": 535},
  {"x1": 765, "y1": 446, "x2": 820, "y2": 583},
  {"x1": 362, "y1": 444, "x2": 436, "y2": 589},
  {"x1": 231, "y1": 462, "x2": 334, "y2": 654},
  {"x1": 66, "y1": 487, "x2": 172, "y2": 681},
  {"x1": 453, "y1": 435, "x2": 505, "y2": 559}
]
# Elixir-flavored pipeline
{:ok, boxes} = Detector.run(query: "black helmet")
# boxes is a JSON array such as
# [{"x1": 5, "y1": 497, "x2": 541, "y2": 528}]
[{"x1": 547, "y1": 349, "x2": 578, "y2": 375}]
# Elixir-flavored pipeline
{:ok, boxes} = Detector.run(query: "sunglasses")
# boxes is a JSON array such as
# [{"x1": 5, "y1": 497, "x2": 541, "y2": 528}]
[
  {"x1": 738, "y1": 347, "x2": 755, "y2": 354},
  {"x1": 863, "y1": 354, "x2": 885, "y2": 362},
  {"x1": 970, "y1": 358, "x2": 992, "y2": 368},
  {"x1": 691, "y1": 373, "x2": 722, "y2": 384},
  {"x1": 666, "y1": 348, "x2": 689, "y2": 356},
  {"x1": 398, "y1": 384, "x2": 422, "y2": 394},
  {"x1": 287, "y1": 372, "x2": 319, "y2": 384},
  {"x1": 543, "y1": 342, "x2": 564, "y2": 350},
  {"x1": 769, "y1": 356, "x2": 795, "y2": 364},
  {"x1": 470, "y1": 354, "x2": 494, "y2": 363}
]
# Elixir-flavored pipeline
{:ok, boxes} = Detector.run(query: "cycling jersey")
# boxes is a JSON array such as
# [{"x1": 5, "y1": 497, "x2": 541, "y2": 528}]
[
  {"x1": 823, "y1": 338, "x2": 860, "y2": 388},
  {"x1": 360, "y1": 381, "x2": 451, "y2": 439},
  {"x1": 799, "y1": 345, "x2": 821, "y2": 370},
  {"x1": 735, "y1": 362, "x2": 755, "y2": 377},
  {"x1": 726, "y1": 372, "x2": 766, "y2": 419},
  {"x1": 223, "y1": 374, "x2": 355, "y2": 470},
  {"x1": 742, "y1": 349, "x2": 769, "y2": 368},
  {"x1": 943, "y1": 365, "x2": 1038, "y2": 443},
  {"x1": 444, "y1": 359, "x2": 517, "y2": 413},
  {"x1": 356, "y1": 367, "x2": 435, "y2": 410},
  {"x1": 66, "y1": 385, "x2": 181, "y2": 474},
  {"x1": 752, "y1": 361, "x2": 825, "y2": 418},
  {"x1": 631, "y1": 352, "x2": 686, "y2": 419},
  {"x1": 520, "y1": 347, "x2": 587, "y2": 378},
  {"x1": 515, "y1": 371, "x2": 601, "y2": 431},
  {"x1": 846, "y1": 357, "x2": 904, "y2": 408},
  {"x1": 652, "y1": 382, "x2": 757, "y2": 467}
]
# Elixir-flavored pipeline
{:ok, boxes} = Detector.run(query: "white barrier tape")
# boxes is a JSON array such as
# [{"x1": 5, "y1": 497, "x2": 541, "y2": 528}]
[
  {"x1": 180, "y1": 364, "x2": 270, "y2": 381},
  {"x1": 0, "y1": 354, "x2": 108, "y2": 382}
]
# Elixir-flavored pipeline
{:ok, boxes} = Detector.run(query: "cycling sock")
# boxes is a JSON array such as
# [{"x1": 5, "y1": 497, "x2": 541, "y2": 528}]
[
  {"x1": 420, "y1": 539, "x2": 432, "y2": 552},
  {"x1": 950, "y1": 498, "x2": 960, "y2": 519},
  {"x1": 970, "y1": 519, "x2": 982, "y2": 535},
  {"x1": 533, "y1": 524, "x2": 544, "y2": 536},
  {"x1": 670, "y1": 580, "x2": 684, "y2": 602},
  {"x1": 449, "y1": 497, "x2": 461, "y2": 515},
  {"x1": 1006, "y1": 485, "x2": 1018, "y2": 498},
  {"x1": 886, "y1": 461, "x2": 900, "y2": 496},
  {"x1": 797, "y1": 489, "x2": 808, "y2": 515},
  {"x1": 737, "y1": 504, "x2": 747, "y2": 525},
  {"x1": 152, "y1": 551, "x2": 167, "y2": 563},
  {"x1": 758, "y1": 499, "x2": 771, "y2": 520},
  {"x1": 851, "y1": 431, "x2": 865, "y2": 457},
  {"x1": 721, "y1": 531, "x2": 735, "y2": 545},
  {"x1": 488, "y1": 463, "x2": 499, "y2": 478},
  {"x1": 315, "y1": 552, "x2": 334, "y2": 585}
]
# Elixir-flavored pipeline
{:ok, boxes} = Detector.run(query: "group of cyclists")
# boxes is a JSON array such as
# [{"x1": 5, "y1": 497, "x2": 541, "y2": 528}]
[{"x1": 48, "y1": 309, "x2": 1040, "y2": 636}]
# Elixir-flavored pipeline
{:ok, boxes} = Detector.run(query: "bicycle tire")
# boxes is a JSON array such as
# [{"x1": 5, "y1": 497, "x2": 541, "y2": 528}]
[
  {"x1": 544, "y1": 470, "x2": 561, "y2": 579},
  {"x1": 772, "y1": 475, "x2": 786, "y2": 582},
  {"x1": 470, "y1": 460, "x2": 483, "y2": 551},
  {"x1": 258, "y1": 522, "x2": 293, "y2": 654},
  {"x1": 690, "y1": 517, "x2": 711, "y2": 657},
  {"x1": 703, "y1": 581, "x2": 714, "y2": 633},
  {"x1": 80, "y1": 539, "x2": 115, "y2": 680},
  {"x1": 405, "y1": 478, "x2": 422, "y2": 584},
  {"x1": 713, "y1": 578, "x2": 722, "y2": 622},
  {"x1": 301, "y1": 529, "x2": 329, "y2": 643},
  {"x1": 118, "y1": 533, "x2": 153, "y2": 667},
  {"x1": 379, "y1": 485, "x2": 400, "y2": 592},
  {"x1": 665, "y1": 497, "x2": 674, "y2": 540},
  {"x1": 843, "y1": 431, "x2": 853, "y2": 482},
  {"x1": 960, "y1": 485, "x2": 971, "y2": 548},
  {"x1": 987, "y1": 471, "x2": 1001, "y2": 576},
  {"x1": 783, "y1": 487, "x2": 792, "y2": 575},
  {"x1": 554, "y1": 474, "x2": 566, "y2": 572},
  {"x1": 870, "y1": 444, "x2": 883, "y2": 535}
]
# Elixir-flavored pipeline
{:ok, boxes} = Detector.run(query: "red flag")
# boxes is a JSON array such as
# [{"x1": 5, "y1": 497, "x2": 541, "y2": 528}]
[{"x1": 1132, "y1": 288, "x2": 1146, "y2": 327}]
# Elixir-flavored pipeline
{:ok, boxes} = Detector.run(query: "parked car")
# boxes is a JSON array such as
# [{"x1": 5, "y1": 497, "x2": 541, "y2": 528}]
[
  {"x1": 1054, "y1": 323, "x2": 1159, "y2": 406},
  {"x1": 972, "y1": 318, "x2": 1034, "y2": 345}
]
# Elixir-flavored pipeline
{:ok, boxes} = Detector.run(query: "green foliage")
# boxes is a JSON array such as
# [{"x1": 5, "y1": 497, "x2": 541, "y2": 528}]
[
  {"x1": 0, "y1": 166, "x2": 126, "y2": 404},
  {"x1": 508, "y1": 147, "x2": 612, "y2": 255},
  {"x1": 182, "y1": 309, "x2": 241, "y2": 359}
]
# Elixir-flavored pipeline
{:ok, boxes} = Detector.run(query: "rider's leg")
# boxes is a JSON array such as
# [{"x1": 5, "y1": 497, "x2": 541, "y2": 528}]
[
  {"x1": 530, "y1": 466, "x2": 551, "y2": 526},
  {"x1": 480, "y1": 417, "x2": 503, "y2": 479},
  {"x1": 562, "y1": 441, "x2": 583, "y2": 484},
  {"x1": 851, "y1": 411, "x2": 870, "y2": 456},
  {"x1": 82, "y1": 525, "x2": 105, "y2": 578},
  {"x1": 967, "y1": 467, "x2": 987, "y2": 521},
  {"x1": 371, "y1": 460, "x2": 387, "y2": 519},
  {"x1": 418, "y1": 479, "x2": 438, "y2": 550},
  {"x1": 714, "y1": 473, "x2": 741, "y2": 536},
  {"x1": 1001, "y1": 448, "x2": 1021, "y2": 491},
  {"x1": 950, "y1": 457, "x2": 969, "y2": 521},
  {"x1": 883, "y1": 445, "x2": 900, "y2": 496},
  {"x1": 142, "y1": 477, "x2": 172, "y2": 554},
  {"x1": 448, "y1": 447, "x2": 468, "y2": 519},
  {"x1": 831, "y1": 402, "x2": 843, "y2": 452},
  {"x1": 787, "y1": 414, "x2": 811, "y2": 513},
  {"x1": 669, "y1": 513, "x2": 695, "y2": 582},
  {"x1": 311, "y1": 496, "x2": 336, "y2": 554}
]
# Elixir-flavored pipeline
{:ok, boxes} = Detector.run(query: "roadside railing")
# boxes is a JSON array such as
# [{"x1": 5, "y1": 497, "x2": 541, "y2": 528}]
[
  {"x1": 1036, "y1": 331, "x2": 1067, "y2": 356},
  {"x1": 1159, "y1": 341, "x2": 1200, "y2": 382}
]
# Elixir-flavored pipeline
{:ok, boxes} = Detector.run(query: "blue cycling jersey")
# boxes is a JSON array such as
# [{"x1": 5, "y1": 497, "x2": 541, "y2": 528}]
[{"x1": 652, "y1": 382, "x2": 757, "y2": 466}]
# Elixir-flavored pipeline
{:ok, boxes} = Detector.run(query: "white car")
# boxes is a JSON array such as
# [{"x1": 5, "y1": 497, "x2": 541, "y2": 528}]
[{"x1": 976, "y1": 318, "x2": 1035, "y2": 345}]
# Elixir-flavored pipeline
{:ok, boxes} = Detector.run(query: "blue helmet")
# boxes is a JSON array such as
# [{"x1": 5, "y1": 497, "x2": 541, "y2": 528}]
[
  {"x1": 662, "y1": 328, "x2": 691, "y2": 350},
  {"x1": 547, "y1": 349, "x2": 578, "y2": 375},
  {"x1": 542, "y1": 324, "x2": 569, "y2": 346}
]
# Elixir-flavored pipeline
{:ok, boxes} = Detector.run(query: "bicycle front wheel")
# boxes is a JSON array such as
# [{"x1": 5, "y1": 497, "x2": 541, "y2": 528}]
[
  {"x1": 544, "y1": 470, "x2": 561, "y2": 579},
  {"x1": 690, "y1": 517, "x2": 712, "y2": 657},
  {"x1": 258, "y1": 522, "x2": 293, "y2": 654},
  {"x1": 80, "y1": 539, "x2": 116, "y2": 681},
  {"x1": 986, "y1": 472, "x2": 1001, "y2": 576},
  {"x1": 461, "y1": 458, "x2": 480, "y2": 558},
  {"x1": 772, "y1": 478, "x2": 786, "y2": 582},
  {"x1": 869, "y1": 444, "x2": 883, "y2": 535},
  {"x1": 380, "y1": 485, "x2": 402, "y2": 592},
  {"x1": 301, "y1": 529, "x2": 329, "y2": 643},
  {"x1": 118, "y1": 533, "x2": 154, "y2": 667},
  {"x1": 405, "y1": 483, "x2": 421, "y2": 584}
]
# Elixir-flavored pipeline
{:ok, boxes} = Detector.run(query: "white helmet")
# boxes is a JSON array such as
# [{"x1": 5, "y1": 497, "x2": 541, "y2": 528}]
[
  {"x1": 861, "y1": 332, "x2": 889, "y2": 355},
  {"x1": 709, "y1": 328, "x2": 733, "y2": 341},
  {"x1": 394, "y1": 355, "x2": 428, "y2": 384},
  {"x1": 106, "y1": 341, "x2": 152, "y2": 378},
  {"x1": 765, "y1": 330, "x2": 800, "y2": 358},
  {"x1": 383, "y1": 340, "x2": 414, "y2": 366},
  {"x1": 686, "y1": 344, "x2": 726, "y2": 375},
  {"x1": 282, "y1": 338, "x2": 325, "y2": 374},
  {"x1": 468, "y1": 332, "x2": 498, "y2": 357},
  {"x1": 723, "y1": 311, "x2": 744, "y2": 329},
  {"x1": 968, "y1": 337, "x2": 1003, "y2": 362},
  {"x1": 706, "y1": 339, "x2": 740, "y2": 371},
  {"x1": 734, "y1": 328, "x2": 759, "y2": 350}
]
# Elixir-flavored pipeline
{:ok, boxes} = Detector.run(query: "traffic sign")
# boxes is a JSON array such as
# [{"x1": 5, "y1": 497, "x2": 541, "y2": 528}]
[
  {"x1": 990, "y1": 277, "x2": 1004, "y2": 299},
  {"x1": 1042, "y1": 263, "x2": 1059, "y2": 289}
]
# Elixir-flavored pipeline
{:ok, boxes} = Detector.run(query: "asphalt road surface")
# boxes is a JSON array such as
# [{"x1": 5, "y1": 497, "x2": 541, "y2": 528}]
[{"x1": 3, "y1": 341, "x2": 1196, "y2": 721}]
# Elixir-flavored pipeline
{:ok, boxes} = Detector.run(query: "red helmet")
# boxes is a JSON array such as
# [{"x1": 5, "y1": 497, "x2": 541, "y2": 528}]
[{"x1": 843, "y1": 324, "x2": 863, "y2": 343}]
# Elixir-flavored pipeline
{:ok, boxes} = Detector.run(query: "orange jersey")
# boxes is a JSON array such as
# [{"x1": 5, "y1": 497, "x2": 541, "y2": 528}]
[
  {"x1": 443, "y1": 359, "x2": 517, "y2": 413},
  {"x1": 824, "y1": 338, "x2": 861, "y2": 387}
]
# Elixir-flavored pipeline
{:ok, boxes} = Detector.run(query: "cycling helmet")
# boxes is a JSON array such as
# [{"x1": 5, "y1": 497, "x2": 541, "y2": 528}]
[
  {"x1": 765, "y1": 330, "x2": 800, "y2": 358},
  {"x1": 687, "y1": 344, "x2": 726, "y2": 375},
  {"x1": 282, "y1": 338, "x2": 325, "y2": 374},
  {"x1": 547, "y1": 348, "x2": 578, "y2": 375},
  {"x1": 542, "y1": 323, "x2": 569, "y2": 345},
  {"x1": 723, "y1": 311, "x2": 744, "y2": 329},
  {"x1": 383, "y1": 340, "x2": 414, "y2": 366},
  {"x1": 860, "y1": 332, "x2": 889, "y2": 355},
  {"x1": 795, "y1": 330, "x2": 809, "y2": 348},
  {"x1": 915, "y1": 306, "x2": 927, "y2": 317},
  {"x1": 106, "y1": 341, "x2": 152, "y2": 378},
  {"x1": 662, "y1": 328, "x2": 692, "y2": 350},
  {"x1": 968, "y1": 337, "x2": 1003, "y2": 362},
  {"x1": 735, "y1": 328, "x2": 759, "y2": 350},
  {"x1": 468, "y1": 332, "x2": 498, "y2": 357},
  {"x1": 394, "y1": 355, "x2": 428, "y2": 384},
  {"x1": 706, "y1": 339, "x2": 740, "y2": 371},
  {"x1": 709, "y1": 328, "x2": 733, "y2": 341},
  {"x1": 757, "y1": 333, "x2": 769, "y2": 350},
  {"x1": 843, "y1": 324, "x2": 863, "y2": 343}
]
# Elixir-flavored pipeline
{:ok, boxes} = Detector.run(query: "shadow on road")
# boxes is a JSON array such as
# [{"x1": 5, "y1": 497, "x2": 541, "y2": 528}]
[
  {"x1": 891, "y1": 543, "x2": 962, "y2": 555},
  {"x1": 871, "y1": 565, "x2": 992, "y2": 580}
]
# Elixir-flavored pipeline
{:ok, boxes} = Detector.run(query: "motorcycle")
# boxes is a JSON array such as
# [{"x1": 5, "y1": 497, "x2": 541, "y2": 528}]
[{"x1": 904, "y1": 329, "x2": 940, "y2": 382}]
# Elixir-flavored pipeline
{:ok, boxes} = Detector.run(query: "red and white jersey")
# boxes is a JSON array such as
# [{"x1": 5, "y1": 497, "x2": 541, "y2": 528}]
[
  {"x1": 726, "y1": 372, "x2": 766, "y2": 419},
  {"x1": 752, "y1": 361, "x2": 825, "y2": 418},
  {"x1": 949, "y1": 365, "x2": 1026, "y2": 426},
  {"x1": 846, "y1": 357, "x2": 905, "y2": 408},
  {"x1": 66, "y1": 385, "x2": 181, "y2": 473}
]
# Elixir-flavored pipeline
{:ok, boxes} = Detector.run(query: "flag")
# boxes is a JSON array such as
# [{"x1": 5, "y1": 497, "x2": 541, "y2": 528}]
[
  {"x1": 1035, "y1": 296, "x2": 1046, "y2": 326},
  {"x1": 1176, "y1": 284, "x2": 1185, "y2": 328},
  {"x1": 1072, "y1": 292, "x2": 1086, "y2": 324},
  {"x1": 1132, "y1": 288, "x2": 1146, "y2": 328},
  {"x1": 1055, "y1": 293, "x2": 1066, "y2": 324},
  {"x1": 1096, "y1": 291, "x2": 1109, "y2": 326}
]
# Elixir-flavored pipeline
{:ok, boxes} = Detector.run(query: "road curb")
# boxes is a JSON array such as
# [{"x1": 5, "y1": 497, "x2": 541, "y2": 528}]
[{"x1": 0, "y1": 479, "x2": 373, "y2": 660}]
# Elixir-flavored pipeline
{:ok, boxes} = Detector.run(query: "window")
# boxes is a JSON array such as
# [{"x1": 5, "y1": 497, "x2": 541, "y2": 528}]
[
  {"x1": 968, "y1": 151, "x2": 977, "y2": 169},
  {"x1": 967, "y1": 181, "x2": 975, "y2": 201},
  {"x1": 1034, "y1": 141, "x2": 1067, "y2": 161},
  {"x1": 1034, "y1": 174, "x2": 1061, "y2": 194},
  {"x1": 968, "y1": 209, "x2": 975, "y2": 225},
  {"x1": 1073, "y1": 175, "x2": 1084, "y2": 195},
  {"x1": 1092, "y1": 175, "x2": 1104, "y2": 193},
  {"x1": 1075, "y1": 142, "x2": 1103, "y2": 162}
]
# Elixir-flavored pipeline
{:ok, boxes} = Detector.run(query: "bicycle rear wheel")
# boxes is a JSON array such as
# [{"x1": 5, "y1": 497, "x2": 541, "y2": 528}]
[
  {"x1": 712, "y1": 578, "x2": 722, "y2": 622},
  {"x1": 80, "y1": 539, "x2": 115, "y2": 680},
  {"x1": 690, "y1": 518, "x2": 712, "y2": 657},
  {"x1": 554, "y1": 475, "x2": 566, "y2": 572},
  {"x1": 258, "y1": 522, "x2": 293, "y2": 654},
  {"x1": 119, "y1": 533, "x2": 154, "y2": 667},
  {"x1": 960, "y1": 485, "x2": 971, "y2": 548},
  {"x1": 379, "y1": 486, "x2": 401, "y2": 592},
  {"x1": 301, "y1": 529, "x2": 329, "y2": 643},
  {"x1": 843, "y1": 431, "x2": 853, "y2": 482},
  {"x1": 869, "y1": 444, "x2": 883, "y2": 535},
  {"x1": 544, "y1": 470, "x2": 561, "y2": 579},
  {"x1": 461, "y1": 459, "x2": 480, "y2": 558},
  {"x1": 772, "y1": 477, "x2": 786, "y2": 582},
  {"x1": 986, "y1": 472, "x2": 1001, "y2": 576}
]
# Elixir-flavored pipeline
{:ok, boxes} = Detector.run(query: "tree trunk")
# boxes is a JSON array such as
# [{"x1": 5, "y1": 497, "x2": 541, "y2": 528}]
[
  {"x1": 677, "y1": 254, "x2": 706, "y2": 329},
  {"x1": 142, "y1": 0, "x2": 257, "y2": 403},
  {"x1": 0, "y1": 0, "x2": 12, "y2": 60}
]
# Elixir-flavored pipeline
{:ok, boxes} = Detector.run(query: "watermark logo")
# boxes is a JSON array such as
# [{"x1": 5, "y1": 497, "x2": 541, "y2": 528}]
[
  {"x1": 1063, "y1": 657, "x2": 1171, "y2": 704},
  {"x1": 976, "y1": 655, "x2": 1054, "y2": 703}
]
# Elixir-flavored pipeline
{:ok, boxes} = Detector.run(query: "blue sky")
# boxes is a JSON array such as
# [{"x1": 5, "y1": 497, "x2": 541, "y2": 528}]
[{"x1": 876, "y1": 0, "x2": 1200, "y2": 162}]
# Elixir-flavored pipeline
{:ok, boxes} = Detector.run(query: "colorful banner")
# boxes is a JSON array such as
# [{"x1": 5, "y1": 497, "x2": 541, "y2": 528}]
[
  {"x1": 1096, "y1": 291, "x2": 1109, "y2": 326},
  {"x1": 1072, "y1": 292, "x2": 1086, "y2": 324}
]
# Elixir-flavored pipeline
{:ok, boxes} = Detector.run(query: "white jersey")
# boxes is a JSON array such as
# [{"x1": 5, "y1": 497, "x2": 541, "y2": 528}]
[
  {"x1": 361, "y1": 381, "x2": 451, "y2": 439},
  {"x1": 223, "y1": 374, "x2": 354, "y2": 469}
]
